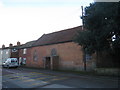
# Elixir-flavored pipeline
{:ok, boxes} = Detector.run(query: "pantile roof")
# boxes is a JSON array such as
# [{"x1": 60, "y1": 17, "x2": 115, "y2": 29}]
[
  {"x1": 33, "y1": 26, "x2": 82, "y2": 46},
  {"x1": 19, "y1": 40, "x2": 36, "y2": 49}
]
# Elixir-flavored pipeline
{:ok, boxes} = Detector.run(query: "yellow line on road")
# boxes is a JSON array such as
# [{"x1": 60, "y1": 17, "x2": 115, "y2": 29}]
[
  {"x1": 50, "y1": 77, "x2": 68, "y2": 81},
  {"x1": 30, "y1": 72, "x2": 37, "y2": 73},
  {"x1": 11, "y1": 76, "x2": 28, "y2": 80},
  {"x1": 35, "y1": 77, "x2": 47, "y2": 80},
  {"x1": 6, "y1": 76, "x2": 19, "y2": 79},
  {"x1": 31, "y1": 82, "x2": 40, "y2": 86},
  {"x1": 29, "y1": 74, "x2": 40, "y2": 77},
  {"x1": 22, "y1": 79, "x2": 35, "y2": 82},
  {"x1": 32, "y1": 81, "x2": 47, "y2": 85},
  {"x1": 35, "y1": 75, "x2": 58, "y2": 80},
  {"x1": 30, "y1": 72, "x2": 53, "y2": 76},
  {"x1": 35, "y1": 72, "x2": 44, "y2": 74},
  {"x1": 30, "y1": 72, "x2": 44, "y2": 74},
  {"x1": 52, "y1": 76, "x2": 57, "y2": 77},
  {"x1": 29, "y1": 73, "x2": 37, "y2": 75},
  {"x1": 11, "y1": 76, "x2": 20, "y2": 78}
]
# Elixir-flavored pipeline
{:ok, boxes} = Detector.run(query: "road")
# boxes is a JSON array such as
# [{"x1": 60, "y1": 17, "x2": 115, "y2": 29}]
[{"x1": 1, "y1": 66, "x2": 119, "y2": 89}]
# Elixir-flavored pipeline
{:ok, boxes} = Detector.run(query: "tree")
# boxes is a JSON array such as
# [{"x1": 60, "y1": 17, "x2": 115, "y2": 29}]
[{"x1": 74, "y1": 2, "x2": 120, "y2": 67}]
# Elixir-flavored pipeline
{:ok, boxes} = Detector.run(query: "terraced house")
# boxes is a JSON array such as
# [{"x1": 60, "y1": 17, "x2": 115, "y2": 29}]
[
  {"x1": 19, "y1": 40, "x2": 36, "y2": 65},
  {"x1": 0, "y1": 26, "x2": 96, "y2": 71},
  {"x1": 0, "y1": 42, "x2": 21, "y2": 65},
  {"x1": 25, "y1": 26, "x2": 96, "y2": 71}
]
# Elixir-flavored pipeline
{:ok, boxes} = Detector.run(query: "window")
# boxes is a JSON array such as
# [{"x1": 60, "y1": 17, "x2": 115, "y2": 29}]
[
  {"x1": 23, "y1": 58, "x2": 26, "y2": 64},
  {"x1": 33, "y1": 50, "x2": 38, "y2": 61},
  {"x1": 12, "y1": 49, "x2": 18, "y2": 52},
  {"x1": 23, "y1": 48, "x2": 27, "y2": 54},
  {"x1": 51, "y1": 48, "x2": 57, "y2": 56},
  {"x1": 6, "y1": 51, "x2": 8, "y2": 54},
  {"x1": 1, "y1": 51, "x2": 2, "y2": 54},
  {"x1": 11, "y1": 60, "x2": 17, "y2": 63}
]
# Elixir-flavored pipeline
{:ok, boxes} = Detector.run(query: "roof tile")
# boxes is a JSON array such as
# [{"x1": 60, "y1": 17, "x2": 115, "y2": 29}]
[{"x1": 33, "y1": 26, "x2": 82, "y2": 46}]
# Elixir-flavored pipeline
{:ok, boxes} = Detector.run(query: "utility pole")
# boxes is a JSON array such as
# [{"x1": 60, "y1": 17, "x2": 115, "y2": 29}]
[
  {"x1": 81, "y1": 6, "x2": 84, "y2": 30},
  {"x1": 81, "y1": 6, "x2": 86, "y2": 71}
]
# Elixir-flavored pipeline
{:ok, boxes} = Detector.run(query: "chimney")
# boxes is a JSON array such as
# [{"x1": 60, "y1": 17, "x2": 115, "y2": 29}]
[
  {"x1": 2, "y1": 44, "x2": 5, "y2": 48},
  {"x1": 17, "y1": 41, "x2": 21, "y2": 46},
  {"x1": 9, "y1": 43, "x2": 13, "y2": 47}
]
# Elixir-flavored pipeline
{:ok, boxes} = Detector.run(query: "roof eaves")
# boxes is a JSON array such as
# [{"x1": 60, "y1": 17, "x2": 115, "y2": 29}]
[
  {"x1": 19, "y1": 40, "x2": 36, "y2": 49},
  {"x1": 32, "y1": 40, "x2": 73, "y2": 47}
]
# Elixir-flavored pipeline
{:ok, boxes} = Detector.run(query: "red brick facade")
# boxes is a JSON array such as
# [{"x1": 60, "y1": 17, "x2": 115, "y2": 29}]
[
  {"x1": 26, "y1": 42, "x2": 96, "y2": 71},
  {"x1": 18, "y1": 26, "x2": 96, "y2": 71}
]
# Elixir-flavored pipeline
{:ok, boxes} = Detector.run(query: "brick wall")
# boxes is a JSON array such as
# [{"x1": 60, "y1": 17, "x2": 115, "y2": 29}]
[{"x1": 26, "y1": 42, "x2": 96, "y2": 71}]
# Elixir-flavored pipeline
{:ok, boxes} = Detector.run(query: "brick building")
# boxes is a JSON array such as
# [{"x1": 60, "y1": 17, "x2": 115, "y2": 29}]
[
  {"x1": 25, "y1": 26, "x2": 96, "y2": 71},
  {"x1": 19, "y1": 40, "x2": 36, "y2": 65},
  {"x1": 0, "y1": 42, "x2": 21, "y2": 64}
]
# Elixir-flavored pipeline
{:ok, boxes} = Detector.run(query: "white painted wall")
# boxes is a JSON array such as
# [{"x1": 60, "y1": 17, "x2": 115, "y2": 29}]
[
  {"x1": 0, "y1": 49, "x2": 2, "y2": 65},
  {"x1": 0, "y1": 49, "x2": 11, "y2": 65}
]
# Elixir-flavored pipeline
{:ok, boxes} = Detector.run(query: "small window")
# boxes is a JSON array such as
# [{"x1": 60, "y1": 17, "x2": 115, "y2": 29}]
[
  {"x1": 51, "y1": 48, "x2": 57, "y2": 56},
  {"x1": 23, "y1": 48, "x2": 27, "y2": 54},
  {"x1": 1, "y1": 51, "x2": 2, "y2": 54},
  {"x1": 6, "y1": 51, "x2": 8, "y2": 54},
  {"x1": 33, "y1": 50, "x2": 38, "y2": 61},
  {"x1": 11, "y1": 59, "x2": 17, "y2": 63},
  {"x1": 23, "y1": 58, "x2": 26, "y2": 64},
  {"x1": 12, "y1": 49, "x2": 18, "y2": 52},
  {"x1": 11, "y1": 60, "x2": 15, "y2": 62}
]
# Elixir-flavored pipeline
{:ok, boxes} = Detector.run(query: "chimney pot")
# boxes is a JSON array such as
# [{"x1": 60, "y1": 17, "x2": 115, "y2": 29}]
[
  {"x1": 9, "y1": 43, "x2": 13, "y2": 47},
  {"x1": 17, "y1": 41, "x2": 21, "y2": 46},
  {"x1": 2, "y1": 44, "x2": 5, "y2": 48}
]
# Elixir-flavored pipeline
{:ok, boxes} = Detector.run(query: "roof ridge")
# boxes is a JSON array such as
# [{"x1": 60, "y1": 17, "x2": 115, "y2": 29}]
[
  {"x1": 33, "y1": 26, "x2": 82, "y2": 47},
  {"x1": 45, "y1": 26, "x2": 82, "y2": 35}
]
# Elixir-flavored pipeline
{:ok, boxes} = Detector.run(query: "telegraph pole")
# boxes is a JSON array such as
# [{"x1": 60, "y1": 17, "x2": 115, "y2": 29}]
[
  {"x1": 81, "y1": 6, "x2": 84, "y2": 30},
  {"x1": 81, "y1": 6, "x2": 86, "y2": 71}
]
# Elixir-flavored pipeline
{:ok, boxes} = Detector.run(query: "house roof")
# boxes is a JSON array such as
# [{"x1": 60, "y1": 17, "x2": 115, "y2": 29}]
[
  {"x1": 0, "y1": 45, "x2": 22, "y2": 50},
  {"x1": 33, "y1": 26, "x2": 82, "y2": 46},
  {"x1": 0, "y1": 26, "x2": 82, "y2": 49},
  {"x1": 19, "y1": 40, "x2": 36, "y2": 49},
  {"x1": 11, "y1": 45, "x2": 23, "y2": 49},
  {"x1": 0, "y1": 40, "x2": 36, "y2": 50}
]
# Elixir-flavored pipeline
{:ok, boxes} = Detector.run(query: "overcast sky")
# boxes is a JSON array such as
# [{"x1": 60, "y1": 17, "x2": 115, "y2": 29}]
[{"x1": 0, "y1": 0, "x2": 94, "y2": 47}]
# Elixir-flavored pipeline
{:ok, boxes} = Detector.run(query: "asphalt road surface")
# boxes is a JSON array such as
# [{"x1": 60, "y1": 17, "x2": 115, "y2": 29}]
[{"x1": 1, "y1": 66, "x2": 119, "y2": 89}]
